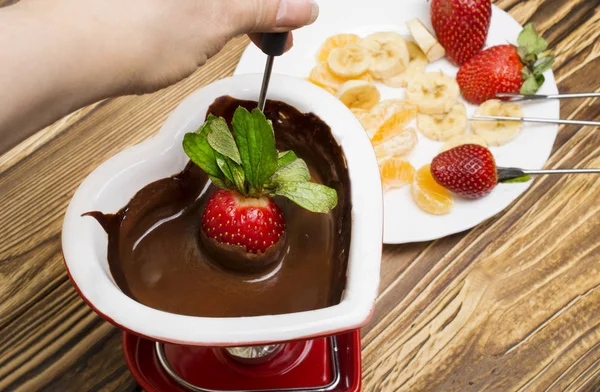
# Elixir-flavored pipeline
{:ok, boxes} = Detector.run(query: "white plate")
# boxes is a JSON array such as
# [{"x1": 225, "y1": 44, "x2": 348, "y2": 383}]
[{"x1": 234, "y1": 0, "x2": 559, "y2": 244}]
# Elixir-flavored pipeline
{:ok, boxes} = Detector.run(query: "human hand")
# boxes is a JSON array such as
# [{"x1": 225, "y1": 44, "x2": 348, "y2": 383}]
[
  {"x1": 0, "y1": 0, "x2": 318, "y2": 150},
  {"x1": 57, "y1": 0, "x2": 319, "y2": 94}
]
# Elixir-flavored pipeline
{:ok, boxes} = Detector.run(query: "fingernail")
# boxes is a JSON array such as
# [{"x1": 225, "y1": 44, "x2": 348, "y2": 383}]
[
  {"x1": 276, "y1": 0, "x2": 319, "y2": 28},
  {"x1": 307, "y1": 0, "x2": 319, "y2": 25}
]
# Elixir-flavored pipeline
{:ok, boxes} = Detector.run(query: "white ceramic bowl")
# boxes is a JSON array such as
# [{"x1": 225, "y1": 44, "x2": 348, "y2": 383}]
[{"x1": 61, "y1": 74, "x2": 383, "y2": 346}]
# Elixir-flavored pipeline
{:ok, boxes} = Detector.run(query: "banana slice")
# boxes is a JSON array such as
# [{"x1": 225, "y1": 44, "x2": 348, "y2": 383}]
[
  {"x1": 440, "y1": 134, "x2": 488, "y2": 152},
  {"x1": 328, "y1": 43, "x2": 371, "y2": 78},
  {"x1": 406, "y1": 71, "x2": 459, "y2": 115},
  {"x1": 351, "y1": 108, "x2": 382, "y2": 139},
  {"x1": 382, "y1": 41, "x2": 428, "y2": 88},
  {"x1": 317, "y1": 33, "x2": 361, "y2": 62},
  {"x1": 372, "y1": 99, "x2": 416, "y2": 127},
  {"x1": 337, "y1": 80, "x2": 380, "y2": 110},
  {"x1": 471, "y1": 99, "x2": 524, "y2": 146},
  {"x1": 416, "y1": 102, "x2": 468, "y2": 141},
  {"x1": 406, "y1": 18, "x2": 446, "y2": 62},
  {"x1": 372, "y1": 127, "x2": 418, "y2": 159},
  {"x1": 360, "y1": 32, "x2": 410, "y2": 80}
]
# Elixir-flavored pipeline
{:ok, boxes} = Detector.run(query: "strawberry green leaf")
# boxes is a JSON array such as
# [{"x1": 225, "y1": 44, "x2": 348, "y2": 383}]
[
  {"x1": 533, "y1": 55, "x2": 555, "y2": 75},
  {"x1": 208, "y1": 175, "x2": 229, "y2": 190},
  {"x1": 231, "y1": 108, "x2": 254, "y2": 180},
  {"x1": 277, "y1": 151, "x2": 297, "y2": 167},
  {"x1": 231, "y1": 107, "x2": 278, "y2": 190},
  {"x1": 215, "y1": 155, "x2": 234, "y2": 185},
  {"x1": 500, "y1": 174, "x2": 532, "y2": 183},
  {"x1": 207, "y1": 116, "x2": 242, "y2": 165},
  {"x1": 520, "y1": 73, "x2": 545, "y2": 94},
  {"x1": 229, "y1": 159, "x2": 246, "y2": 193},
  {"x1": 275, "y1": 182, "x2": 338, "y2": 213},
  {"x1": 270, "y1": 158, "x2": 311, "y2": 186},
  {"x1": 518, "y1": 23, "x2": 548, "y2": 56},
  {"x1": 182, "y1": 128, "x2": 222, "y2": 179},
  {"x1": 517, "y1": 45, "x2": 529, "y2": 62}
]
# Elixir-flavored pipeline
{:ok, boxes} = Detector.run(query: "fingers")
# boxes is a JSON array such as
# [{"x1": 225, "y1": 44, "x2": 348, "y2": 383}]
[
  {"x1": 229, "y1": 0, "x2": 319, "y2": 34},
  {"x1": 248, "y1": 32, "x2": 294, "y2": 53}
]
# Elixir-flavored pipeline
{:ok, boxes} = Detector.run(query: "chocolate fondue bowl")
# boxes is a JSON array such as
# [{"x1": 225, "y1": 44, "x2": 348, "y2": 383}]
[{"x1": 62, "y1": 74, "x2": 383, "y2": 391}]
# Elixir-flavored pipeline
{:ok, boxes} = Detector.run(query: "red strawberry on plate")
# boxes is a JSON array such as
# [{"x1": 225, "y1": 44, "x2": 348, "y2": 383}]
[
  {"x1": 457, "y1": 23, "x2": 555, "y2": 104},
  {"x1": 430, "y1": 0, "x2": 492, "y2": 66},
  {"x1": 182, "y1": 107, "x2": 337, "y2": 272},
  {"x1": 430, "y1": 144, "x2": 498, "y2": 199}
]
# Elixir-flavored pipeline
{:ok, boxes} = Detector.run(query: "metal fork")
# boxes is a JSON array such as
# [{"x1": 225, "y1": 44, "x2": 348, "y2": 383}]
[
  {"x1": 470, "y1": 92, "x2": 600, "y2": 126},
  {"x1": 495, "y1": 92, "x2": 600, "y2": 102},
  {"x1": 470, "y1": 115, "x2": 600, "y2": 127}
]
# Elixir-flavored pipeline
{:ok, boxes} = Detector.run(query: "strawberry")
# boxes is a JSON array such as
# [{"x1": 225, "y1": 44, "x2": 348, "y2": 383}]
[
  {"x1": 202, "y1": 189, "x2": 285, "y2": 254},
  {"x1": 430, "y1": 144, "x2": 498, "y2": 199},
  {"x1": 430, "y1": 0, "x2": 492, "y2": 66},
  {"x1": 457, "y1": 23, "x2": 555, "y2": 104},
  {"x1": 182, "y1": 107, "x2": 337, "y2": 268}
]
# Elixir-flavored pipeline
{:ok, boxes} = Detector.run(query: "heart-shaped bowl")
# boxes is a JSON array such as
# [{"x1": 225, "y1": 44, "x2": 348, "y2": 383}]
[{"x1": 62, "y1": 73, "x2": 383, "y2": 346}]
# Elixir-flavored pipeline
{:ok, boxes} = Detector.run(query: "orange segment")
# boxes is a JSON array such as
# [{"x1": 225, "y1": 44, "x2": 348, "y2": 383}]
[
  {"x1": 351, "y1": 109, "x2": 382, "y2": 139},
  {"x1": 308, "y1": 62, "x2": 347, "y2": 94},
  {"x1": 317, "y1": 33, "x2": 361, "y2": 62},
  {"x1": 372, "y1": 125, "x2": 418, "y2": 159},
  {"x1": 411, "y1": 164, "x2": 453, "y2": 215},
  {"x1": 373, "y1": 100, "x2": 417, "y2": 123},
  {"x1": 379, "y1": 158, "x2": 416, "y2": 191}
]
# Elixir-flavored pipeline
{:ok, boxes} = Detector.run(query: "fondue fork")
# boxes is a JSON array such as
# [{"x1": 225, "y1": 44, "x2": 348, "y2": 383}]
[
  {"x1": 472, "y1": 92, "x2": 600, "y2": 126},
  {"x1": 257, "y1": 32, "x2": 290, "y2": 111},
  {"x1": 495, "y1": 92, "x2": 600, "y2": 102},
  {"x1": 497, "y1": 167, "x2": 600, "y2": 181},
  {"x1": 470, "y1": 115, "x2": 600, "y2": 127}
]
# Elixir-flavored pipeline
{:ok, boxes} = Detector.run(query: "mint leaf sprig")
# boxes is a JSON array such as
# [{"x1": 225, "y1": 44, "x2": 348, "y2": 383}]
[{"x1": 182, "y1": 107, "x2": 338, "y2": 213}]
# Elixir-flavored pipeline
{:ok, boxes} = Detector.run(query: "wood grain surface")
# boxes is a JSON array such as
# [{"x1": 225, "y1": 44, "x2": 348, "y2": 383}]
[{"x1": 1, "y1": 0, "x2": 600, "y2": 391}]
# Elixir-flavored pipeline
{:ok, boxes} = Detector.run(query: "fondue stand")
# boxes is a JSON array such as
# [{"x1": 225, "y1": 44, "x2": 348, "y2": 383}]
[
  {"x1": 61, "y1": 74, "x2": 383, "y2": 392},
  {"x1": 122, "y1": 329, "x2": 361, "y2": 391}
]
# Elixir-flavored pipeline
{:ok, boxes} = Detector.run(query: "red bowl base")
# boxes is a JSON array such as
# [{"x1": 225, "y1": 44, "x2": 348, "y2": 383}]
[{"x1": 122, "y1": 330, "x2": 362, "y2": 391}]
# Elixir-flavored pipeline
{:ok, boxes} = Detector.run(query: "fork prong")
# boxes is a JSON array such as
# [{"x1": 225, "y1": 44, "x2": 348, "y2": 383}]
[
  {"x1": 495, "y1": 92, "x2": 600, "y2": 101},
  {"x1": 471, "y1": 115, "x2": 600, "y2": 127}
]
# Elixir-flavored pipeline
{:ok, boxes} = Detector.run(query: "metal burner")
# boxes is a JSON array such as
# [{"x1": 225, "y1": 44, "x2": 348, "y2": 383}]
[
  {"x1": 155, "y1": 336, "x2": 341, "y2": 392},
  {"x1": 224, "y1": 344, "x2": 284, "y2": 365}
]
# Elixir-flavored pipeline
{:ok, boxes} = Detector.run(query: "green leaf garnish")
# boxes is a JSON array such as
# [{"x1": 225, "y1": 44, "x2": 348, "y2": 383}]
[
  {"x1": 232, "y1": 107, "x2": 279, "y2": 191},
  {"x1": 277, "y1": 151, "x2": 297, "y2": 167},
  {"x1": 208, "y1": 175, "x2": 228, "y2": 190},
  {"x1": 270, "y1": 159, "x2": 311, "y2": 186},
  {"x1": 182, "y1": 105, "x2": 338, "y2": 215},
  {"x1": 207, "y1": 116, "x2": 242, "y2": 165},
  {"x1": 518, "y1": 23, "x2": 548, "y2": 55},
  {"x1": 229, "y1": 160, "x2": 246, "y2": 193},
  {"x1": 182, "y1": 126, "x2": 221, "y2": 178},
  {"x1": 275, "y1": 182, "x2": 338, "y2": 213},
  {"x1": 215, "y1": 154, "x2": 234, "y2": 185}
]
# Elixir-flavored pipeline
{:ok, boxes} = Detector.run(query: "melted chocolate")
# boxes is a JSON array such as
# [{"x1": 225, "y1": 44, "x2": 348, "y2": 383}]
[{"x1": 86, "y1": 96, "x2": 351, "y2": 318}]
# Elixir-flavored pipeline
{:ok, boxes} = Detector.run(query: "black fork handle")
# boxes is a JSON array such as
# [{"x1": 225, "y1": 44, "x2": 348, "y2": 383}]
[{"x1": 260, "y1": 32, "x2": 290, "y2": 56}]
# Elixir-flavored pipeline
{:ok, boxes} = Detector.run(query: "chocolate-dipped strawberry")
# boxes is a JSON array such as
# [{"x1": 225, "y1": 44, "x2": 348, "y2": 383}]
[{"x1": 182, "y1": 107, "x2": 338, "y2": 273}]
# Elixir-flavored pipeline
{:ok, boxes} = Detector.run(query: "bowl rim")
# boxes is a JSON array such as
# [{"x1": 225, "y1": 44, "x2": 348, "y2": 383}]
[{"x1": 61, "y1": 73, "x2": 383, "y2": 346}]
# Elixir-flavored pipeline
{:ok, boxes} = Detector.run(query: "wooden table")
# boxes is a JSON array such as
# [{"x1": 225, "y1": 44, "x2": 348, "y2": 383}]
[{"x1": 2, "y1": 0, "x2": 600, "y2": 390}]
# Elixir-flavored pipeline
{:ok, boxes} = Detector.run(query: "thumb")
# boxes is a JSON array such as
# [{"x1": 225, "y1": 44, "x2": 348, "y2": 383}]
[{"x1": 229, "y1": 0, "x2": 319, "y2": 34}]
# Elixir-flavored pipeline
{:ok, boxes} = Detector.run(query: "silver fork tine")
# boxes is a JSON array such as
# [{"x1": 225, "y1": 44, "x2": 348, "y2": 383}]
[
  {"x1": 471, "y1": 115, "x2": 600, "y2": 127},
  {"x1": 496, "y1": 92, "x2": 600, "y2": 101}
]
